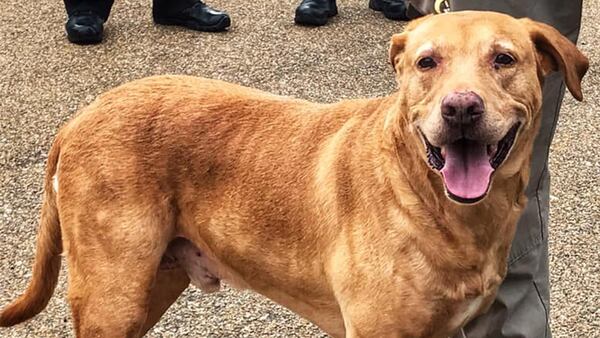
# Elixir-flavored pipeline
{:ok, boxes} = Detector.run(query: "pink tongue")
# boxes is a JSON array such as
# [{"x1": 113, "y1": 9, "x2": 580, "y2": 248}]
[{"x1": 440, "y1": 140, "x2": 494, "y2": 200}]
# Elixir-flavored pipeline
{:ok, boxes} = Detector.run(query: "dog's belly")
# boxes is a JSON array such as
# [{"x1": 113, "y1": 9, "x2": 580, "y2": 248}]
[
  {"x1": 159, "y1": 237, "x2": 346, "y2": 335},
  {"x1": 160, "y1": 237, "x2": 222, "y2": 293}
]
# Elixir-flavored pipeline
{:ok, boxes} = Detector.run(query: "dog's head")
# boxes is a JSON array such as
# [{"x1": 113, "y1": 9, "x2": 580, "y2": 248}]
[{"x1": 389, "y1": 11, "x2": 588, "y2": 204}]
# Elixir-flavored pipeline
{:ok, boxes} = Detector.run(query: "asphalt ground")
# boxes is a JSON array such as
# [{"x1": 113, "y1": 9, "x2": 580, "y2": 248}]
[{"x1": 0, "y1": 0, "x2": 598, "y2": 337}]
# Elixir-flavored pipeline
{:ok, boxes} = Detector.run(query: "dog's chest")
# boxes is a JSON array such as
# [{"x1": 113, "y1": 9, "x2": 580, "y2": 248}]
[
  {"x1": 444, "y1": 265, "x2": 502, "y2": 332},
  {"x1": 448, "y1": 295, "x2": 485, "y2": 331}
]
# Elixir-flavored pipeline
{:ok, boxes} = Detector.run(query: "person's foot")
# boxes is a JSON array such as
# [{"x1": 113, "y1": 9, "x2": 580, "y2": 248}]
[
  {"x1": 65, "y1": 11, "x2": 104, "y2": 45},
  {"x1": 153, "y1": 1, "x2": 231, "y2": 32},
  {"x1": 294, "y1": 0, "x2": 338, "y2": 26},
  {"x1": 369, "y1": 0, "x2": 409, "y2": 21}
]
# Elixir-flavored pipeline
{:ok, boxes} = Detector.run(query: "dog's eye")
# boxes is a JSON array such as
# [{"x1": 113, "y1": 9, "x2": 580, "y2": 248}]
[
  {"x1": 417, "y1": 57, "x2": 437, "y2": 70},
  {"x1": 494, "y1": 53, "x2": 515, "y2": 67}
]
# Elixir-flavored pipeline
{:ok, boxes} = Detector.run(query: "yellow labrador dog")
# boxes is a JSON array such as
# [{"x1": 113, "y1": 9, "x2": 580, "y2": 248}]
[{"x1": 0, "y1": 11, "x2": 588, "y2": 338}]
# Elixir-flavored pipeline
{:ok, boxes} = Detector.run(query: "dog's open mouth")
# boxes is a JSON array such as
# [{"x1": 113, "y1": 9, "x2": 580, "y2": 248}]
[{"x1": 423, "y1": 123, "x2": 521, "y2": 204}]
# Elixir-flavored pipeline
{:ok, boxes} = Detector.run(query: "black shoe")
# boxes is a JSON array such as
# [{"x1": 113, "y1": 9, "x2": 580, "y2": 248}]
[
  {"x1": 65, "y1": 11, "x2": 104, "y2": 45},
  {"x1": 369, "y1": 0, "x2": 409, "y2": 21},
  {"x1": 294, "y1": 0, "x2": 338, "y2": 26},
  {"x1": 154, "y1": 1, "x2": 231, "y2": 32}
]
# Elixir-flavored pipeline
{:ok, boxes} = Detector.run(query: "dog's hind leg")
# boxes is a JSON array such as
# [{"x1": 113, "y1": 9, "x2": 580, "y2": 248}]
[
  {"x1": 62, "y1": 202, "x2": 175, "y2": 338},
  {"x1": 138, "y1": 266, "x2": 190, "y2": 336},
  {"x1": 140, "y1": 236, "x2": 225, "y2": 335}
]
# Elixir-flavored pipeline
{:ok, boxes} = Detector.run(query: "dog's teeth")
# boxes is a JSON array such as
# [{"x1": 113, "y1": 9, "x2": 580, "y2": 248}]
[{"x1": 488, "y1": 144, "x2": 498, "y2": 156}]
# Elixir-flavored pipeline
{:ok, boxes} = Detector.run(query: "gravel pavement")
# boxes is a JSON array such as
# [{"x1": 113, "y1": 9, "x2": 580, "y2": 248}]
[{"x1": 0, "y1": 0, "x2": 597, "y2": 337}]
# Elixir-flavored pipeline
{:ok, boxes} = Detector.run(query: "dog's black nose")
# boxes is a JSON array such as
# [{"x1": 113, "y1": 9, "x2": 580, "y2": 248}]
[{"x1": 441, "y1": 91, "x2": 484, "y2": 126}]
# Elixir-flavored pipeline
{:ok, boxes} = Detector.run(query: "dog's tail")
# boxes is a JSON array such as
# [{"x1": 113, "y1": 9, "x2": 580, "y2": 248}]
[{"x1": 0, "y1": 134, "x2": 63, "y2": 327}]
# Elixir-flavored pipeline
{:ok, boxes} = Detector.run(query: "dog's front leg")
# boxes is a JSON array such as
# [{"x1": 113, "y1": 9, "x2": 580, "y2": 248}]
[{"x1": 340, "y1": 305, "x2": 407, "y2": 338}]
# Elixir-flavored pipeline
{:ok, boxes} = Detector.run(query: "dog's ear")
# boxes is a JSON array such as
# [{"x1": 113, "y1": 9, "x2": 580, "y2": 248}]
[
  {"x1": 390, "y1": 14, "x2": 433, "y2": 74},
  {"x1": 389, "y1": 33, "x2": 408, "y2": 73},
  {"x1": 521, "y1": 18, "x2": 589, "y2": 101}
]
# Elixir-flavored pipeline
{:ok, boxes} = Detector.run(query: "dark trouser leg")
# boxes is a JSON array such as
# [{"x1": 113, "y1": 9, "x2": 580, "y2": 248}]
[
  {"x1": 438, "y1": 1, "x2": 583, "y2": 337},
  {"x1": 153, "y1": 0, "x2": 197, "y2": 18},
  {"x1": 64, "y1": 0, "x2": 114, "y2": 21}
]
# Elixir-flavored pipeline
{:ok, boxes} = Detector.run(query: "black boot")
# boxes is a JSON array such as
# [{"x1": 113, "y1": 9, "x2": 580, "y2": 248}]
[
  {"x1": 65, "y1": 11, "x2": 104, "y2": 45},
  {"x1": 294, "y1": 0, "x2": 338, "y2": 26},
  {"x1": 153, "y1": 0, "x2": 231, "y2": 32},
  {"x1": 369, "y1": 0, "x2": 409, "y2": 21}
]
